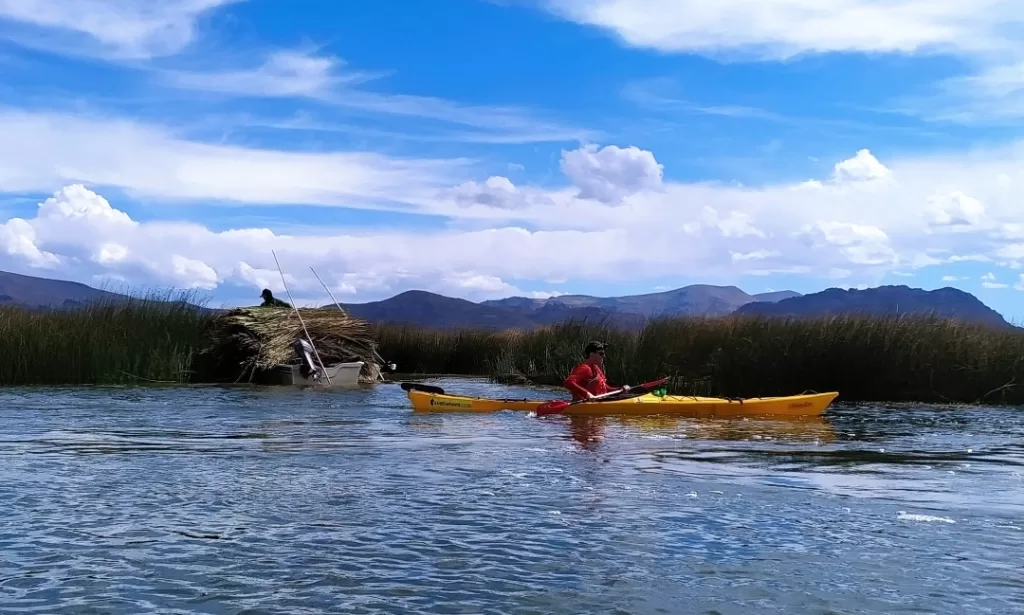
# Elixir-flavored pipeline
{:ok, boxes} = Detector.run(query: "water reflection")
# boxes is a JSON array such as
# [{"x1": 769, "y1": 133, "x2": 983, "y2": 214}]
[
  {"x1": 567, "y1": 416, "x2": 605, "y2": 450},
  {"x1": 560, "y1": 414, "x2": 836, "y2": 451}
]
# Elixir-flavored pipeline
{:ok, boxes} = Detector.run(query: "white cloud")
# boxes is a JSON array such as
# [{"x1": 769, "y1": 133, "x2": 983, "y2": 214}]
[
  {"x1": 982, "y1": 272, "x2": 1009, "y2": 288},
  {"x1": 964, "y1": 61, "x2": 1024, "y2": 99},
  {"x1": 0, "y1": 182, "x2": 875, "y2": 301},
  {"x1": 163, "y1": 50, "x2": 373, "y2": 99},
  {"x1": 160, "y1": 49, "x2": 597, "y2": 142},
  {"x1": 0, "y1": 108, "x2": 467, "y2": 208},
  {"x1": 38, "y1": 184, "x2": 135, "y2": 226},
  {"x1": 797, "y1": 221, "x2": 897, "y2": 266},
  {"x1": 441, "y1": 176, "x2": 549, "y2": 210},
  {"x1": 0, "y1": 217, "x2": 59, "y2": 268},
  {"x1": 832, "y1": 149, "x2": 891, "y2": 183},
  {"x1": 917, "y1": 60, "x2": 1024, "y2": 123},
  {"x1": 731, "y1": 249, "x2": 778, "y2": 262},
  {"x1": 699, "y1": 208, "x2": 764, "y2": 238},
  {"x1": 94, "y1": 242, "x2": 128, "y2": 265},
  {"x1": 4, "y1": 140, "x2": 1024, "y2": 302},
  {"x1": 926, "y1": 190, "x2": 987, "y2": 229},
  {"x1": 538, "y1": 0, "x2": 1015, "y2": 59},
  {"x1": 3, "y1": 111, "x2": 1022, "y2": 248},
  {"x1": 237, "y1": 262, "x2": 288, "y2": 294},
  {"x1": 167, "y1": 254, "x2": 220, "y2": 290},
  {"x1": 560, "y1": 143, "x2": 664, "y2": 203},
  {"x1": 948, "y1": 253, "x2": 992, "y2": 263},
  {"x1": 0, "y1": 0, "x2": 239, "y2": 59},
  {"x1": 997, "y1": 244, "x2": 1024, "y2": 261}
]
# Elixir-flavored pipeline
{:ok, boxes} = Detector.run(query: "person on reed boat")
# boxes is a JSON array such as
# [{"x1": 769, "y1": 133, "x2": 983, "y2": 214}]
[{"x1": 260, "y1": 288, "x2": 291, "y2": 308}]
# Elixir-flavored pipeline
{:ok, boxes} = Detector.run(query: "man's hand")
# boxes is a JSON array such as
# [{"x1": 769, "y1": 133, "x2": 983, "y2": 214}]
[
  {"x1": 586, "y1": 391, "x2": 597, "y2": 400},
  {"x1": 621, "y1": 385, "x2": 631, "y2": 392}
]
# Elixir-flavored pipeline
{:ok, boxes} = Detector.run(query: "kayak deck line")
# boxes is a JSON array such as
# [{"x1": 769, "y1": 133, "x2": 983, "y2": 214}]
[{"x1": 403, "y1": 384, "x2": 839, "y2": 418}]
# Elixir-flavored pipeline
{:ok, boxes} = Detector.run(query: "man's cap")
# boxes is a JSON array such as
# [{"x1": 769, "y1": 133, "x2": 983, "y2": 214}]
[
  {"x1": 584, "y1": 340, "x2": 607, "y2": 355},
  {"x1": 261, "y1": 288, "x2": 273, "y2": 297}
]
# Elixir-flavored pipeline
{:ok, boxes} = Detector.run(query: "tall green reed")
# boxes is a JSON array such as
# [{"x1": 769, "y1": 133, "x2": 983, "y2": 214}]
[
  {"x1": 374, "y1": 314, "x2": 1024, "y2": 404},
  {"x1": 0, "y1": 289, "x2": 213, "y2": 385}
]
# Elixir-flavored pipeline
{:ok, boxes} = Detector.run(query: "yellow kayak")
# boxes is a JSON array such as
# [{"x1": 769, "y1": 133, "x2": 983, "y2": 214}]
[{"x1": 401, "y1": 383, "x2": 838, "y2": 418}]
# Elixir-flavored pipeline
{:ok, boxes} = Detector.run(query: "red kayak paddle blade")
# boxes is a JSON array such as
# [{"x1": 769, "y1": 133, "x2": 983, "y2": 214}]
[{"x1": 534, "y1": 401, "x2": 569, "y2": 416}]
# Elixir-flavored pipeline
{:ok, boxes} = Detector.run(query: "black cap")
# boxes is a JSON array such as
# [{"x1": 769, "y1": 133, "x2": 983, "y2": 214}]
[
  {"x1": 584, "y1": 340, "x2": 606, "y2": 355},
  {"x1": 261, "y1": 288, "x2": 273, "y2": 298}
]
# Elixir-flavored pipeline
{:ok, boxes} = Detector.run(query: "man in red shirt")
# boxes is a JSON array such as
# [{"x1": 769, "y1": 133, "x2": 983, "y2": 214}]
[{"x1": 563, "y1": 341, "x2": 630, "y2": 401}]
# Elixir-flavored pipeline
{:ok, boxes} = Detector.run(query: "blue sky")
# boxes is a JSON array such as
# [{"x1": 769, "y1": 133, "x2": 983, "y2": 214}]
[{"x1": 2, "y1": 0, "x2": 1024, "y2": 320}]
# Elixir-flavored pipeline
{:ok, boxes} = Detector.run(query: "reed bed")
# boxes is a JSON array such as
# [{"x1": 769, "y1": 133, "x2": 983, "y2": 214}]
[
  {"x1": 375, "y1": 314, "x2": 1024, "y2": 405},
  {"x1": 2, "y1": 291, "x2": 1023, "y2": 405},
  {"x1": 0, "y1": 290, "x2": 211, "y2": 385}
]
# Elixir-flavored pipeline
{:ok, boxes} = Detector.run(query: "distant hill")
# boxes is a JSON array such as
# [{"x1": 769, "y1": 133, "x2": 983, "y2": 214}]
[
  {"x1": 0, "y1": 270, "x2": 213, "y2": 313},
  {"x1": 342, "y1": 284, "x2": 802, "y2": 330},
  {"x1": 339, "y1": 290, "x2": 537, "y2": 329},
  {"x1": 0, "y1": 270, "x2": 123, "y2": 309},
  {"x1": 337, "y1": 290, "x2": 647, "y2": 330},
  {"x1": 482, "y1": 284, "x2": 799, "y2": 319},
  {"x1": 733, "y1": 285, "x2": 1014, "y2": 329}
]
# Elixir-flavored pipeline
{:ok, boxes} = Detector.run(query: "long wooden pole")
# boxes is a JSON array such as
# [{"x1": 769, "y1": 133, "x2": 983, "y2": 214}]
[
  {"x1": 309, "y1": 266, "x2": 387, "y2": 382},
  {"x1": 272, "y1": 250, "x2": 332, "y2": 385},
  {"x1": 309, "y1": 266, "x2": 348, "y2": 317}
]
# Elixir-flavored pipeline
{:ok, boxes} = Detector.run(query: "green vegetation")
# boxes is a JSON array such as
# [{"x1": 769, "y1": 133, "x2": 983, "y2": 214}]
[
  {"x1": 375, "y1": 315, "x2": 1024, "y2": 405},
  {"x1": 1, "y1": 291, "x2": 1023, "y2": 405},
  {"x1": 0, "y1": 290, "x2": 211, "y2": 385}
]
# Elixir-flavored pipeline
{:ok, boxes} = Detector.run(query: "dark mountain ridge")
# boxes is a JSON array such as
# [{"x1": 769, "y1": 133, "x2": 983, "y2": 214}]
[
  {"x1": 339, "y1": 284, "x2": 805, "y2": 330},
  {"x1": 0, "y1": 270, "x2": 124, "y2": 309},
  {"x1": 0, "y1": 270, "x2": 215, "y2": 313},
  {"x1": 481, "y1": 285, "x2": 802, "y2": 318},
  {"x1": 734, "y1": 285, "x2": 1014, "y2": 329},
  {"x1": 0, "y1": 269, "x2": 1013, "y2": 331}
]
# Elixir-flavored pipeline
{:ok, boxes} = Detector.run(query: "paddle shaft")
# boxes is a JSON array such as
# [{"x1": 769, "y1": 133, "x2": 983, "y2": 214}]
[{"x1": 535, "y1": 377, "x2": 670, "y2": 416}]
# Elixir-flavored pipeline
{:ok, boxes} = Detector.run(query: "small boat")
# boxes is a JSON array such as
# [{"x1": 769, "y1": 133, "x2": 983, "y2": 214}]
[
  {"x1": 276, "y1": 338, "x2": 365, "y2": 387},
  {"x1": 401, "y1": 383, "x2": 839, "y2": 418},
  {"x1": 277, "y1": 360, "x2": 365, "y2": 386}
]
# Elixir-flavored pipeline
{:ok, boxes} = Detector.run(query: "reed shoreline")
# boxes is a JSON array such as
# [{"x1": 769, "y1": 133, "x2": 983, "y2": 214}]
[
  {"x1": 373, "y1": 316, "x2": 1024, "y2": 405},
  {"x1": 1, "y1": 291, "x2": 1023, "y2": 405}
]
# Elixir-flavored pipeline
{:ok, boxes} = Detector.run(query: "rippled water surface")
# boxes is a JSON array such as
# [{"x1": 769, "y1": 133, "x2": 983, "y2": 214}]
[{"x1": 0, "y1": 377, "x2": 1022, "y2": 614}]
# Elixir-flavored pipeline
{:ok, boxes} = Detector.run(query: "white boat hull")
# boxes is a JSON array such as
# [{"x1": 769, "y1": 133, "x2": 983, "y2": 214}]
[{"x1": 276, "y1": 361, "x2": 364, "y2": 386}]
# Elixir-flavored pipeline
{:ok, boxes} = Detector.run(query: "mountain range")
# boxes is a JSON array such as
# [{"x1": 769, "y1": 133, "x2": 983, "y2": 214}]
[
  {"x1": 733, "y1": 285, "x2": 1013, "y2": 329},
  {"x1": 335, "y1": 284, "x2": 1015, "y2": 330},
  {"x1": 0, "y1": 269, "x2": 1014, "y2": 330},
  {"x1": 335, "y1": 285, "x2": 805, "y2": 329}
]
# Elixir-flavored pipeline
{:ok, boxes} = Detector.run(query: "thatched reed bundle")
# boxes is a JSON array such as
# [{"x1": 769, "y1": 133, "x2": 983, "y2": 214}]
[{"x1": 201, "y1": 306, "x2": 386, "y2": 383}]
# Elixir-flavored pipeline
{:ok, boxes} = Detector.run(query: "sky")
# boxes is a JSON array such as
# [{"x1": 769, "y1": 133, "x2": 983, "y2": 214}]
[{"x1": 3, "y1": 1, "x2": 1024, "y2": 320}]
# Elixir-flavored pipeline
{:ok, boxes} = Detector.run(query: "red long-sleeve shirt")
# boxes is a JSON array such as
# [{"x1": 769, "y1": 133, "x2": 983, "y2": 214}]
[{"x1": 563, "y1": 362, "x2": 614, "y2": 401}]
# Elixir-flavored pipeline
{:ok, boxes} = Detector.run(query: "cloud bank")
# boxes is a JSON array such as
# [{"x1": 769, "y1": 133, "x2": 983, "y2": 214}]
[{"x1": 2, "y1": 141, "x2": 1024, "y2": 304}]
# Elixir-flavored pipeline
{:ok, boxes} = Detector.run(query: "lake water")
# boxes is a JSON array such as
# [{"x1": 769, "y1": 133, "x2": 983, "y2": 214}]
[{"x1": 0, "y1": 377, "x2": 1021, "y2": 614}]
